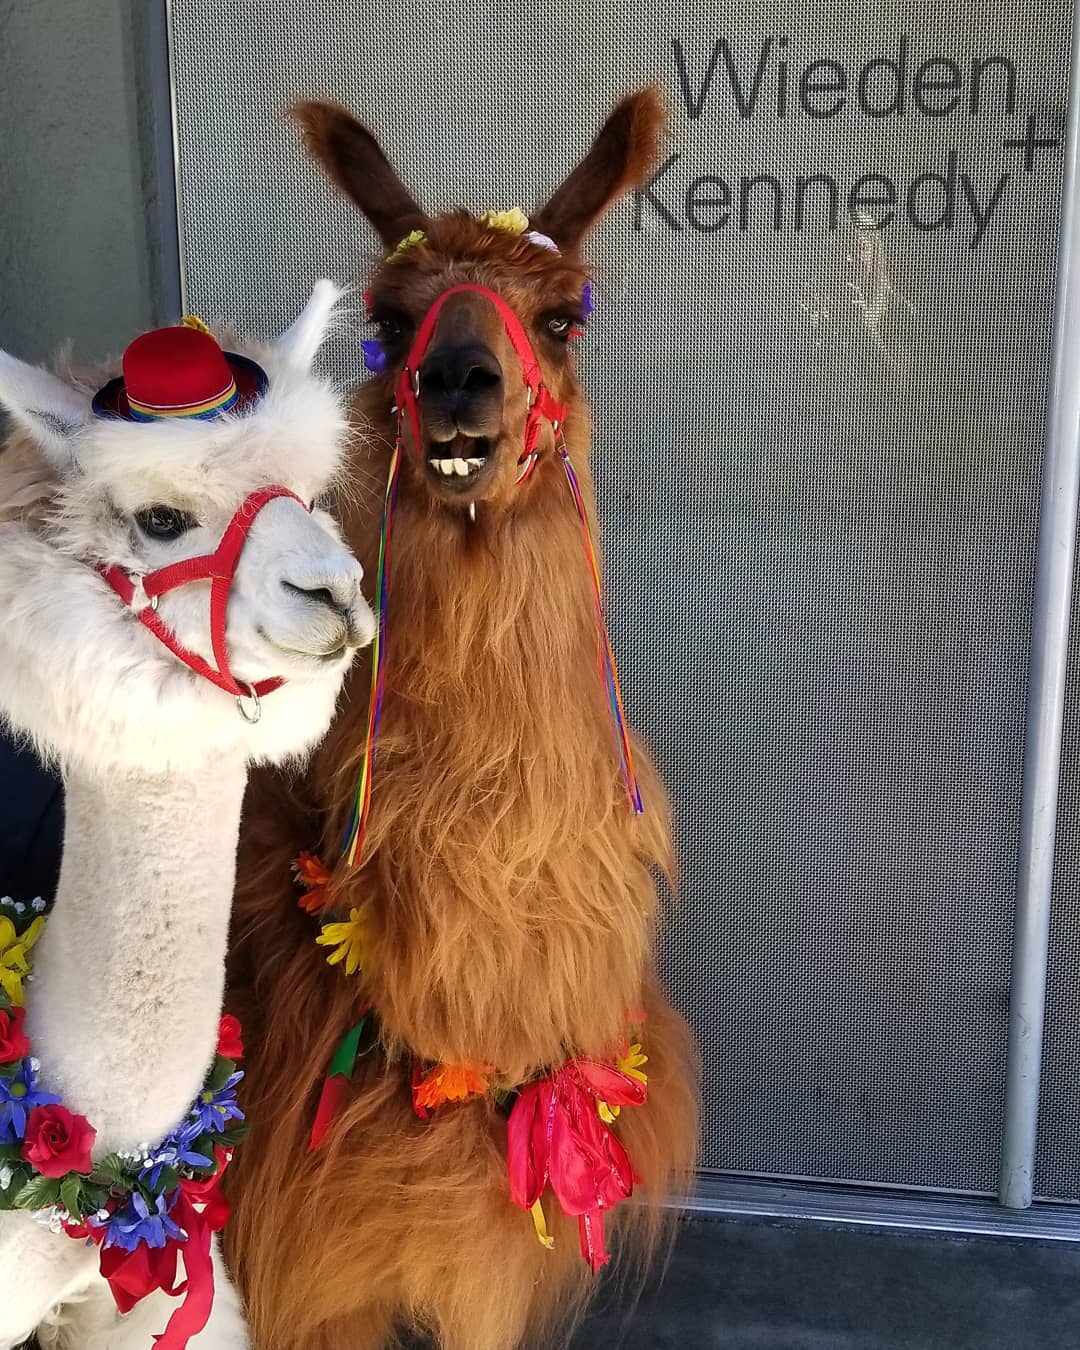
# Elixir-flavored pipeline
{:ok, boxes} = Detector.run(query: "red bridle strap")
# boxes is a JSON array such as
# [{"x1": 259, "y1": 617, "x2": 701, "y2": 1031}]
[
  {"x1": 99, "y1": 485, "x2": 305, "y2": 709},
  {"x1": 394, "y1": 283, "x2": 567, "y2": 481}
]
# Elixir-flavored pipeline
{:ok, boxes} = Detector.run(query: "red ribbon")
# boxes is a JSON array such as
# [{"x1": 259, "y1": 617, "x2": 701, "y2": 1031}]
[
  {"x1": 68, "y1": 1154, "x2": 232, "y2": 1349},
  {"x1": 506, "y1": 1060, "x2": 646, "y2": 1272}
]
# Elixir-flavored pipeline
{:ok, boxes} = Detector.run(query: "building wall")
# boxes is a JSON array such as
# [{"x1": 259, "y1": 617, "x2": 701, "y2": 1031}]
[{"x1": 0, "y1": 0, "x2": 173, "y2": 367}]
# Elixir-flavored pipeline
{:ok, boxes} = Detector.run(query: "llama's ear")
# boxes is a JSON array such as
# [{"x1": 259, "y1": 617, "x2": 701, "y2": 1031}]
[
  {"x1": 291, "y1": 100, "x2": 427, "y2": 249},
  {"x1": 532, "y1": 88, "x2": 668, "y2": 251},
  {"x1": 276, "y1": 279, "x2": 346, "y2": 372},
  {"x1": 0, "y1": 351, "x2": 90, "y2": 472}
]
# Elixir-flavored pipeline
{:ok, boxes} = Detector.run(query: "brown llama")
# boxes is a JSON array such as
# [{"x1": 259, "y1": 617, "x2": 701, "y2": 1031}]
[{"x1": 224, "y1": 88, "x2": 700, "y2": 1350}]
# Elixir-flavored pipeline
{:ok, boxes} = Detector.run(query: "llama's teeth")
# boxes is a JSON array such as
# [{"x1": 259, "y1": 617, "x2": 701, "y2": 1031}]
[
  {"x1": 466, "y1": 457, "x2": 486, "y2": 468},
  {"x1": 439, "y1": 459, "x2": 455, "y2": 475},
  {"x1": 452, "y1": 458, "x2": 469, "y2": 476},
  {"x1": 428, "y1": 459, "x2": 441, "y2": 470}
]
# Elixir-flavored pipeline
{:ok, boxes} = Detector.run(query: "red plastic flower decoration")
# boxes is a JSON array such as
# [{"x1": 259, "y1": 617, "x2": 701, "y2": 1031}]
[
  {"x1": 0, "y1": 1005, "x2": 30, "y2": 1063},
  {"x1": 22, "y1": 1103, "x2": 96, "y2": 1178},
  {"x1": 216, "y1": 1014, "x2": 243, "y2": 1061},
  {"x1": 294, "y1": 851, "x2": 333, "y2": 915},
  {"x1": 507, "y1": 1059, "x2": 646, "y2": 1272}
]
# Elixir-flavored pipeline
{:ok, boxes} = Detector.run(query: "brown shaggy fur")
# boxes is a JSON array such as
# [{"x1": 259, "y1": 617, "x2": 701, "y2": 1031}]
[{"x1": 224, "y1": 89, "x2": 700, "y2": 1350}]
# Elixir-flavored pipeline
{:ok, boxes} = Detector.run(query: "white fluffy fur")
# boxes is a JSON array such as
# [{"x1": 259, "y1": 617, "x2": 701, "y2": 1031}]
[{"x1": 0, "y1": 282, "x2": 373, "y2": 1349}]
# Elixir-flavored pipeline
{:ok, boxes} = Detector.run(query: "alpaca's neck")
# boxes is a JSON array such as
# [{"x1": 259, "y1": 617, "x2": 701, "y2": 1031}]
[{"x1": 25, "y1": 759, "x2": 247, "y2": 1153}]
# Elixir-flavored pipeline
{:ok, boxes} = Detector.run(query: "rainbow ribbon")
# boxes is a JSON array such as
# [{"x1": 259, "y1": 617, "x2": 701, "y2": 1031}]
[
  {"x1": 558, "y1": 447, "x2": 644, "y2": 814},
  {"x1": 341, "y1": 437, "x2": 643, "y2": 867},
  {"x1": 341, "y1": 439, "x2": 401, "y2": 866}
]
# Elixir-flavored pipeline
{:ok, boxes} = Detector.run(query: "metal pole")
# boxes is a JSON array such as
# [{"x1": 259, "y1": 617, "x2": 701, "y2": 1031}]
[{"x1": 999, "y1": 0, "x2": 1080, "y2": 1209}]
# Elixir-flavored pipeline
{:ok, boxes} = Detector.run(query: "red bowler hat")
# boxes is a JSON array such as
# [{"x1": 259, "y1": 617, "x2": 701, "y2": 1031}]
[{"x1": 92, "y1": 319, "x2": 268, "y2": 422}]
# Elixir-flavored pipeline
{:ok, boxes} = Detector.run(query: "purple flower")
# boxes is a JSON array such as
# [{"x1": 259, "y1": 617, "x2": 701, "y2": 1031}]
[
  {"x1": 0, "y1": 1060, "x2": 59, "y2": 1144},
  {"x1": 361, "y1": 339, "x2": 388, "y2": 374},
  {"x1": 581, "y1": 279, "x2": 594, "y2": 318},
  {"x1": 187, "y1": 1071, "x2": 244, "y2": 1136},
  {"x1": 94, "y1": 1189, "x2": 185, "y2": 1252}
]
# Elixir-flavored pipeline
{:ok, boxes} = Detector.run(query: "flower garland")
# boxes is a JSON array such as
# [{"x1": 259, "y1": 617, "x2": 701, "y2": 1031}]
[
  {"x1": 0, "y1": 896, "x2": 246, "y2": 1349},
  {"x1": 294, "y1": 860, "x2": 649, "y2": 1271}
]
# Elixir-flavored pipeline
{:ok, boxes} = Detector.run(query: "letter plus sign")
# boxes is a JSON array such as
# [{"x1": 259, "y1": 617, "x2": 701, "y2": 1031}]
[{"x1": 1003, "y1": 112, "x2": 1060, "y2": 172}]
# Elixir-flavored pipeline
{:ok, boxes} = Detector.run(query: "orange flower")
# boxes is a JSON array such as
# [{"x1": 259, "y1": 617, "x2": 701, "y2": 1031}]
[
  {"x1": 294, "y1": 851, "x2": 332, "y2": 915},
  {"x1": 412, "y1": 1063, "x2": 490, "y2": 1112}
]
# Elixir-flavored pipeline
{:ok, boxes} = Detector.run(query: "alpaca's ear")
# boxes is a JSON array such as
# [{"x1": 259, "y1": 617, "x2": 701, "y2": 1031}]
[
  {"x1": 276, "y1": 279, "x2": 347, "y2": 372},
  {"x1": 0, "y1": 351, "x2": 90, "y2": 472},
  {"x1": 291, "y1": 100, "x2": 427, "y2": 249},
  {"x1": 532, "y1": 88, "x2": 668, "y2": 251}
]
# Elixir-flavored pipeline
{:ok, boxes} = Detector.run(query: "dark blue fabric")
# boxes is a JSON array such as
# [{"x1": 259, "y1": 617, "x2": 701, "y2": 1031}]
[{"x1": 0, "y1": 732, "x2": 63, "y2": 905}]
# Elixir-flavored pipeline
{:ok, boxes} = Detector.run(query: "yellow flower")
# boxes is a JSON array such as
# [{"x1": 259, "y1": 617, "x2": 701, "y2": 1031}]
[
  {"x1": 480, "y1": 207, "x2": 529, "y2": 235},
  {"x1": 387, "y1": 229, "x2": 426, "y2": 263},
  {"x1": 598, "y1": 1043, "x2": 649, "y2": 1124},
  {"x1": 0, "y1": 915, "x2": 44, "y2": 1008},
  {"x1": 315, "y1": 909, "x2": 367, "y2": 977}
]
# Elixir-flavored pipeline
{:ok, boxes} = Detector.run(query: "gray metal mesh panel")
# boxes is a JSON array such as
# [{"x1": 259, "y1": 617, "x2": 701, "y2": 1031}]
[
  {"x1": 170, "y1": 2, "x2": 1068, "y2": 1193},
  {"x1": 1040, "y1": 567, "x2": 1080, "y2": 1200}
]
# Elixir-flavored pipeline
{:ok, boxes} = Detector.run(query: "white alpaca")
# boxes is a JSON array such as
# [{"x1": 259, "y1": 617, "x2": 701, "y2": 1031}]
[{"x1": 0, "y1": 283, "x2": 374, "y2": 1349}]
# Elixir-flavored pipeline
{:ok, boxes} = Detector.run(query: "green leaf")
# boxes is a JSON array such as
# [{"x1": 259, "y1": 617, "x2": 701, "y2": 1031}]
[
  {"x1": 204, "y1": 1055, "x2": 233, "y2": 1095},
  {"x1": 0, "y1": 1164, "x2": 31, "y2": 1210},
  {"x1": 0, "y1": 988, "x2": 11, "y2": 1011},
  {"x1": 80, "y1": 1184, "x2": 108, "y2": 1215},
  {"x1": 0, "y1": 1143, "x2": 23, "y2": 1162},
  {"x1": 0, "y1": 1059, "x2": 21, "y2": 1080},
  {"x1": 12, "y1": 1173, "x2": 61, "y2": 1210},
  {"x1": 59, "y1": 1174, "x2": 83, "y2": 1219},
  {"x1": 92, "y1": 1154, "x2": 129, "y2": 1186},
  {"x1": 146, "y1": 1164, "x2": 179, "y2": 1196},
  {"x1": 220, "y1": 1122, "x2": 250, "y2": 1146}
]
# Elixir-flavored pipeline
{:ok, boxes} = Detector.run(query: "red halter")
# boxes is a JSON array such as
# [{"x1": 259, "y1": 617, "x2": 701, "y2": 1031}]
[
  {"x1": 394, "y1": 284, "x2": 568, "y2": 483},
  {"x1": 99, "y1": 485, "x2": 305, "y2": 722}
]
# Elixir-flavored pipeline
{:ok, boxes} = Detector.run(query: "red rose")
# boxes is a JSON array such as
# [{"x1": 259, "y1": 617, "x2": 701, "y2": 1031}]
[
  {"x1": 21, "y1": 1104, "x2": 96, "y2": 1178},
  {"x1": 0, "y1": 1006, "x2": 30, "y2": 1063},
  {"x1": 216, "y1": 1014, "x2": 243, "y2": 1061}
]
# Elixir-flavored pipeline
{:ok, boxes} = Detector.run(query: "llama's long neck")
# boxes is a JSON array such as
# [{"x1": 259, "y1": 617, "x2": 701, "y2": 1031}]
[
  {"x1": 326, "y1": 425, "x2": 672, "y2": 1073},
  {"x1": 25, "y1": 758, "x2": 247, "y2": 1154}
]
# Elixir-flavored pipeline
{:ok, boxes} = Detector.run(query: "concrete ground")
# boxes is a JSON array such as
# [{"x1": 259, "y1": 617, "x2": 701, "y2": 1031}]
[{"x1": 573, "y1": 1215, "x2": 1080, "y2": 1350}]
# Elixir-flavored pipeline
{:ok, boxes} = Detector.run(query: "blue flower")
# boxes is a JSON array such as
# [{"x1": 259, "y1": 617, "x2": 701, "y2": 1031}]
[
  {"x1": 187, "y1": 1071, "x2": 244, "y2": 1137},
  {"x1": 95, "y1": 1189, "x2": 185, "y2": 1252},
  {"x1": 361, "y1": 338, "x2": 388, "y2": 375},
  {"x1": 139, "y1": 1139, "x2": 214, "y2": 1190},
  {"x1": 0, "y1": 1060, "x2": 59, "y2": 1144}
]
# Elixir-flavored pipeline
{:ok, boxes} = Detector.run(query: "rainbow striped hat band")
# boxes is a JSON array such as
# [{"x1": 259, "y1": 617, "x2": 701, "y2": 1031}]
[{"x1": 92, "y1": 316, "x2": 268, "y2": 423}]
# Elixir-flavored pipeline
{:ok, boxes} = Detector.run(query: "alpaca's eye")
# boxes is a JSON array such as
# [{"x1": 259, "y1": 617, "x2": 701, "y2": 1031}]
[
  {"x1": 545, "y1": 315, "x2": 578, "y2": 342},
  {"x1": 135, "y1": 506, "x2": 198, "y2": 540}
]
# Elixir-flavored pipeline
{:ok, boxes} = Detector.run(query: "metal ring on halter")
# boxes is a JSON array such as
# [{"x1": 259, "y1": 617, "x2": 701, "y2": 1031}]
[
  {"x1": 235, "y1": 682, "x2": 262, "y2": 724},
  {"x1": 128, "y1": 572, "x2": 159, "y2": 612}
]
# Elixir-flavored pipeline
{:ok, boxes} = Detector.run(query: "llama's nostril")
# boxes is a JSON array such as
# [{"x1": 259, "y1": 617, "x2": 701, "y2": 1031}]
[
  {"x1": 420, "y1": 344, "x2": 503, "y2": 401},
  {"x1": 462, "y1": 365, "x2": 500, "y2": 394},
  {"x1": 282, "y1": 579, "x2": 350, "y2": 616}
]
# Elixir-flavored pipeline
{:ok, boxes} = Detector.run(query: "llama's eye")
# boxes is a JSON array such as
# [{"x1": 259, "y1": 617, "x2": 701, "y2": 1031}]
[
  {"x1": 375, "y1": 314, "x2": 403, "y2": 341},
  {"x1": 134, "y1": 506, "x2": 198, "y2": 540},
  {"x1": 544, "y1": 315, "x2": 580, "y2": 342}
]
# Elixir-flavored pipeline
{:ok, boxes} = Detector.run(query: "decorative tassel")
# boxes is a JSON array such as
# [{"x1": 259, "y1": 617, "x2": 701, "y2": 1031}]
[
  {"x1": 341, "y1": 440, "x2": 401, "y2": 866},
  {"x1": 530, "y1": 1198, "x2": 555, "y2": 1250},
  {"x1": 309, "y1": 1012, "x2": 371, "y2": 1149},
  {"x1": 558, "y1": 446, "x2": 644, "y2": 814}
]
